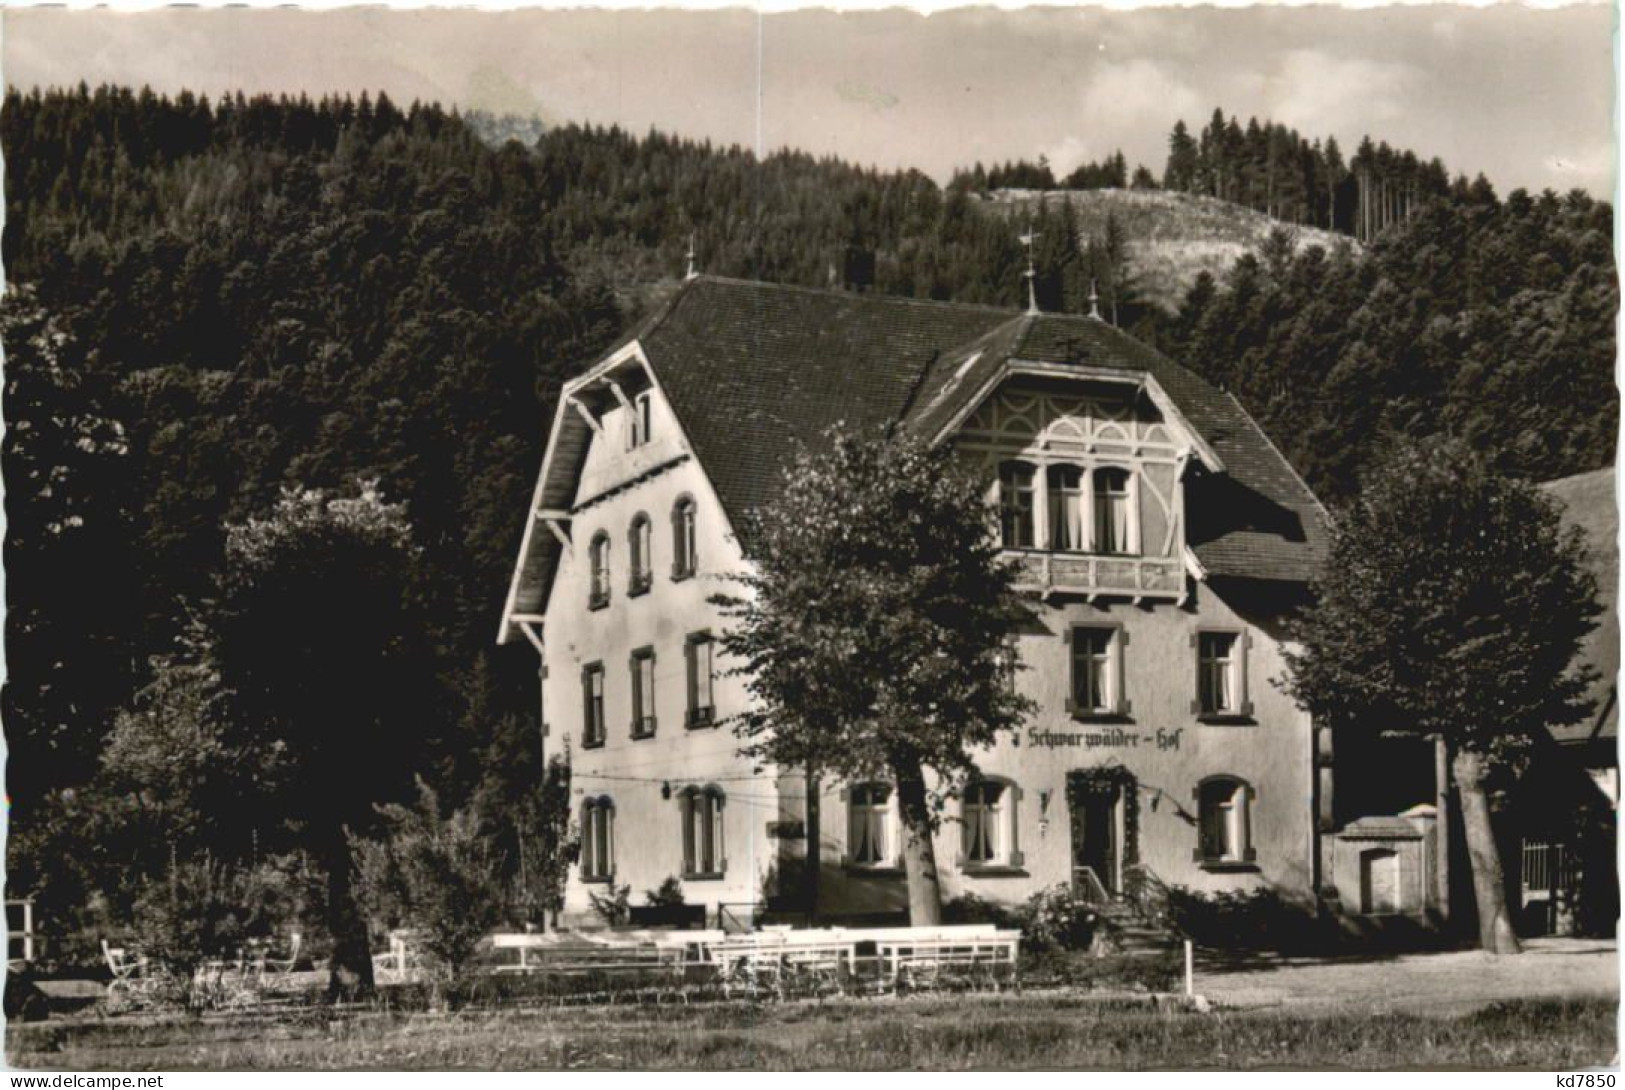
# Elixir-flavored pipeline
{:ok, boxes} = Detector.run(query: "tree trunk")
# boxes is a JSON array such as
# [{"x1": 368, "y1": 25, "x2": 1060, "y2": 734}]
[
  {"x1": 893, "y1": 767, "x2": 944, "y2": 926},
  {"x1": 1452, "y1": 748, "x2": 1522, "y2": 955},
  {"x1": 322, "y1": 826, "x2": 378, "y2": 999}
]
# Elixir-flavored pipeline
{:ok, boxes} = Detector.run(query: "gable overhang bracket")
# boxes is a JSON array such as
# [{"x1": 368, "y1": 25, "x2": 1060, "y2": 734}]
[
  {"x1": 1182, "y1": 545, "x2": 1208, "y2": 583},
  {"x1": 536, "y1": 511, "x2": 573, "y2": 554},
  {"x1": 514, "y1": 617, "x2": 546, "y2": 656},
  {"x1": 605, "y1": 379, "x2": 634, "y2": 412},
  {"x1": 569, "y1": 397, "x2": 602, "y2": 436},
  {"x1": 1138, "y1": 376, "x2": 1225, "y2": 474}
]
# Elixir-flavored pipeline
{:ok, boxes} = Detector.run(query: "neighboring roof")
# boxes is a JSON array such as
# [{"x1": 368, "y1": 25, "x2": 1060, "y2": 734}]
[
  {"x1": 1543, "y1": 466, "x2": 1618, "y2": 744},
  {"x1": 1337, "y1": 815, "x2": 1426, "y2": 840},
  {"x1": 502, "y1": 276, "x2": 1330, "y2": 637}
]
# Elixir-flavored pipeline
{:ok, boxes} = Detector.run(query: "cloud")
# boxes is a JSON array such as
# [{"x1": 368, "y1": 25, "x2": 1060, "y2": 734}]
[
  {"x1": 1542, "y1": 141, "x2": 1616, "y2": 196},
  {"x1": 1046, "y1": 58, "x2": 1202, "y2": 177},
  {"x1": 1241, "y1": 49, "x2": 1418, "y2": 136}
]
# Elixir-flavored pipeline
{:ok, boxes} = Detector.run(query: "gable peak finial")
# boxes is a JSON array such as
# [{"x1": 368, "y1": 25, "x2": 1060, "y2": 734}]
[
  {"x1": 684, "y1": 232, "x2": 698, "y2": 281},
  {"x1": 1019, "y1": 225, "x2": 1041, "y2": 316},
  {"x1": 1088, "y1": 278, "x2": 1102, "y2": 320}
]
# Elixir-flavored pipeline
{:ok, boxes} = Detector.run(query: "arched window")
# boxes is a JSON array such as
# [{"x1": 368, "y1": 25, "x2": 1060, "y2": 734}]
[
  {"x1": 680, "y1": 786, "x2": 726, "y2": 878},
  {"x1": 961, "y1": 778, "x2": 1021, "y2": 869},
  {"x1": 1196, "y1": 777, "x2": 1255, "y2": 866},
  {"x1": 582, "y1": 796, "x2": 615, "y2": 881},
  {"x1": 626, "y1": 390, "x2": 653, "y2": 450},
  {"x1": 671, "y1": 496, "x2": 697, "y2": 580},
  {"x1": 998, "y1": 461, "x2": 1037, "y2": 549},
  {"x1": 1047, "y1": 465, "x2": 1085, "y2": 551},
  {"x1": 589, "y1": 532, "x2": 611, "y2": 609},
  {"x1": 628, "y1": 513, "x2": 652, "y2": 595},
  {"x1": 1092, "y1": 467, "x2": 1135, "y2": 555},
  {"x1": 847, "y1": 783, "x2": 894, "y2": 867}
]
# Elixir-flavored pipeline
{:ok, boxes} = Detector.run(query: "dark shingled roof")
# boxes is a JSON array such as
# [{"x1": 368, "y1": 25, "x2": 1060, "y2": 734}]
[
  {"x1": 502, "y1": 276, "x2": 1329, "y2": 638},
  {"x1": 641, "y1": 277, "x2": 1006, "y2": 537},
  {"x1": 643, "y1": 277, "x2": 1327, "y2": 584},
  {"x1": 1543, "y1": 466, "x2": 1617, "y2": 744}
]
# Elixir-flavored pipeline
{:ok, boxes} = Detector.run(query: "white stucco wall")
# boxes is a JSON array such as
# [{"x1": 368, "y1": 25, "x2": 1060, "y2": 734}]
[
  {"x1": 542, "y1": 388, "x2": 785, "y2": 924},
  {"x1": 811, "y1": 584, "x2": 1317, "y2": 918}
]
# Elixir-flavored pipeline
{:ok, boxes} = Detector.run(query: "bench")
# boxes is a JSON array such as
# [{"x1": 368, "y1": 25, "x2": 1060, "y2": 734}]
[
  {"x1": 874, "y1": 929, "x2": 1021, "y2": 991},
  {"x1": 490, "y1": 931, "x2": 704, "y2": 976}
]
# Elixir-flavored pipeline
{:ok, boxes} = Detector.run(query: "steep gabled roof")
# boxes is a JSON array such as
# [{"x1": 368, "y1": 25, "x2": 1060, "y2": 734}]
[
  {"x1": 501, "y1": 276, "x2": 1330, "y2": 641},
  {"x1": 642, "y1": 277, "x2": 1010, "y2": 540},
  {"x1": 1543, "y1": 466, "x2": 1617, "y2": 745}
]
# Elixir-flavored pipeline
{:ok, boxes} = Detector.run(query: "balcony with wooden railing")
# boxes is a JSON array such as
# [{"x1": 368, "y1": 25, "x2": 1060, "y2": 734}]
[{"x1": 1006, "y1": 550, "x2": 1185, "y2": 601}]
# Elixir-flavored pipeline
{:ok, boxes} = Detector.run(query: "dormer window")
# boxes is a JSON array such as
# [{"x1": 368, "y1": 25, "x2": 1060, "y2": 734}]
[
  {"x1": 588, "y1": 532, "x2": 611, "y2": 610},
  {"x1": 1093, "y1": 467, "x2": 1135, "y2": 555},
  {"x1": 628, "y1": 513, "x2": 652, "y2": 596},
  {"x1": 998, "y1": 461, "x2": 1036, "y2": 549},
  {"x1": 626, "y1": 390, "x2": 653, "y2": 450},
  {"x1": 1047, "y1": 465, "x2": 1085, "y2": 552}
]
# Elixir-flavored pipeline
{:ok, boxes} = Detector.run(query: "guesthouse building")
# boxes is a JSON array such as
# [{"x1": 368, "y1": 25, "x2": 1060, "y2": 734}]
[{"x1": 499, "y1": 275, "x2": 1335, "y2": 927}]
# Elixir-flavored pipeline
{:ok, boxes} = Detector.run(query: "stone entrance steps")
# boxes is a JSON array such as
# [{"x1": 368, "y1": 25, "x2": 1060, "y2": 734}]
[{"x1": 1096, "y1": 900, "x2": 1183, "y2": 956}]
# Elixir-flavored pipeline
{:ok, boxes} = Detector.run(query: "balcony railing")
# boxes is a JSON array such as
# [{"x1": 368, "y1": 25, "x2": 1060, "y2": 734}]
[{"x1": 1007, "y1": 551, "x2": 1184, "y2": 600}]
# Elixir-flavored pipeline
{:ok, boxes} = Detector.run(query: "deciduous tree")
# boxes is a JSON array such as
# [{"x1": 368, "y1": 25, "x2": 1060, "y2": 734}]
[
  {"x1": 1282, "y1": 440, "x2": 1601, "y2": 953},
  {"x1": 716, "y1": 426, "x2": 1033, "y2": 924},
  {"x1": 210, "y1": 481, "x2": 430, "y2": 994}
]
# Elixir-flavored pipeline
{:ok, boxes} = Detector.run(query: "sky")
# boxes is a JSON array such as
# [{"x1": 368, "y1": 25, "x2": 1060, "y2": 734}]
[{"x1": 3, "y1": 4, "x2": 1616, "y2": 197}]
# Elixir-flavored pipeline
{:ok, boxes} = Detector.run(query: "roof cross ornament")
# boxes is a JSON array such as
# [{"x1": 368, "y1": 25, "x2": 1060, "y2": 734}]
[
  {"x1": 1088, "y1": 278, "x2": 1102, "y2": 320},
  {"x1": 684, "y1": 231, "x2": 699, "y2": 281},
  {"x1": 1019, "y1": 226, "x2": 1041, "y2": 316}
]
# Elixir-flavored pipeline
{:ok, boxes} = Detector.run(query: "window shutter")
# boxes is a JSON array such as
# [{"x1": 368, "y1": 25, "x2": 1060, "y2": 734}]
[
  {"x1": 580, "y1": 668, "x2": 593, "y2": 743},
  {"x1": 684, "y1": 637, "x2": 696, "y2": 716},
  {"x1": 1239, "y1": 629, "x2": 1252, "y2": 714}
]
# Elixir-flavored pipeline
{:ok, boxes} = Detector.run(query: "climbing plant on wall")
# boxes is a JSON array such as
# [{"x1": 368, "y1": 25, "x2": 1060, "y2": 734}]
[{"x1": 1064, "y1": 766, "x2": 1140, "y2": 869}]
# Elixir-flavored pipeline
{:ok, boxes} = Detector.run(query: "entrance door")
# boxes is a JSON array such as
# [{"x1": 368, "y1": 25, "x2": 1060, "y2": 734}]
[
  {"x1": 1070, "y1": 784, "x2": 1120, "y2": 901},
  {"x1": 1359, "y1": 848, "x2": 1400, "y2": 915}
]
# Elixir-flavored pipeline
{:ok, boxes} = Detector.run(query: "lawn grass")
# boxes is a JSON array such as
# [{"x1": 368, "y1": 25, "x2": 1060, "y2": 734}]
[{"x1": 9, "y1": 994, "x2": 1615, "y2": 1070}]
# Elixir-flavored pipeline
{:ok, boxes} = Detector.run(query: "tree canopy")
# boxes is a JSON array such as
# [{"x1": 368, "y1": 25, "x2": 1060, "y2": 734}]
[
  {"x1": 1282, "y1": 438, "x2": 1602, "y2": 951},
  {"x1": 715, "y1": 426, "x2": 1033, "y2": 922}
]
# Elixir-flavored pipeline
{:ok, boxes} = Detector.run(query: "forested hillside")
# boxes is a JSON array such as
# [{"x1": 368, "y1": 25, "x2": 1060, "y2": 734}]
[
  {"x1": 3, "y1": 85, "x2": 1614, "y2": 948},
  {"x1": 1163, "y1": 190, "x2": 1616, "y2": 504}
]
